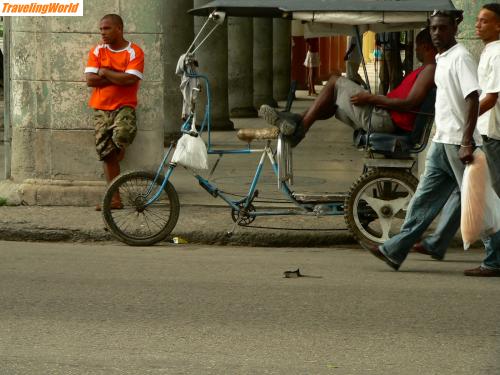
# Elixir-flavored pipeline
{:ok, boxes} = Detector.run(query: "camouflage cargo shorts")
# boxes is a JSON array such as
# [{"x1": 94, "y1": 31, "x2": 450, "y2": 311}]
[{"x1": 94, "y1": 106, "x2": 137, "y2": 161}]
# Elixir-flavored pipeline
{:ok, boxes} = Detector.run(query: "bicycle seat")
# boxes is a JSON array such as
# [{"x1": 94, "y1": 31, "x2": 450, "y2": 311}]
[{"x1": 237, "y1": 127, "x2": 279, "y2": 142}]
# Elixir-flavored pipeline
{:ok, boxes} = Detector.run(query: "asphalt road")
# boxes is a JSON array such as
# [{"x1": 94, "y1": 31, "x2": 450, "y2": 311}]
[{"x1": 0, "y1": 241, "x2": 499, "y2": 375}]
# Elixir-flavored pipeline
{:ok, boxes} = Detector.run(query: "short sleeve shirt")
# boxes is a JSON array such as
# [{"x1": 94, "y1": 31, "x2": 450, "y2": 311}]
[
  {"x1": 85, "y1": 42, "x2": 144, "y2": 111},
  {"x1": 433, "y1": 43, "x2": 482, "y2": 146},
  {"x1": 477, "y1": 40, "x2": 500, "y2": 140}
]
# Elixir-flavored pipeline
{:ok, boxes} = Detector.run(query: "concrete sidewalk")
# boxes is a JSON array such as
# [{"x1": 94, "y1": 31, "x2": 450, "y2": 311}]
[{"x1": 0, "y1": 90, "x2": 457, "y2": 247}]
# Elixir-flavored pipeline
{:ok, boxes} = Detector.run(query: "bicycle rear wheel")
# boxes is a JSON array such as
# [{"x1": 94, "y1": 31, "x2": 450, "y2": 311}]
[{"x1": 102, "y1": 171, "x2": 180, "y2": 246}]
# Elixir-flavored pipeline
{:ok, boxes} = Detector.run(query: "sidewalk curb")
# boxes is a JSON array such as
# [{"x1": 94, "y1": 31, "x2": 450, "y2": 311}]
[
  {"x1": 0, "y1": 226, "x2": 356, "y2": 247},
  {"x1": 0, "y1": 225, "x2": 469, "y2": 249}
]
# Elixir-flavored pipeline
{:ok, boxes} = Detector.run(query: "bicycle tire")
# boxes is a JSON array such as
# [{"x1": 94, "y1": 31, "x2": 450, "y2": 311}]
[
  {"x1": 102, "y1": 171, "x2": 180, "y2": 246},
  {"x1": 344, "y1": 169, "x2": 418, "y2": 247}
]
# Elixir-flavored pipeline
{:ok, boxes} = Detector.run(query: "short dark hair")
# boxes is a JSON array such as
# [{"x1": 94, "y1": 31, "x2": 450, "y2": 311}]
[
  {"x1": 429, "y1": 9, "x2": 464, "y2": 26},
  {"x1": 482, "y1": 3, "x2": 500, "y2": 19},
  {"x1": 416, "y1": 28, "x2": 433, "y2": 46},
  {"x1": 101, "y1": 14, "x2": 124, "y2": 29}
]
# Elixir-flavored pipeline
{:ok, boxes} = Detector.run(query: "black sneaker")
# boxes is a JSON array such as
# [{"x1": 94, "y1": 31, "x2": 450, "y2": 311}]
[
  {"x1": 259, "y1": 105, "x2": 306, "y2": 147},
  {"x1": 371, "y1": 246, "x2": 400, "y2": 271},
  {"x1": 259, "y1": 105, "x2": 298, "y2": 135}
]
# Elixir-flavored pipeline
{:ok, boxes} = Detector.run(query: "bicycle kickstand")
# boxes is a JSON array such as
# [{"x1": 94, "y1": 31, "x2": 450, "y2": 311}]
[{"x1": 226, "y1": 210, "x2": 243, "y2": 238}]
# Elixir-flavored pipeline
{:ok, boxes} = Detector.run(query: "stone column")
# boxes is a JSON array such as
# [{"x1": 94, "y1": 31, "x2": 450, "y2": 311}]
[
  {"x1": 273, "y1": 19, "x2": 291, "y2": 102},
  {"x1": 253, "y1": 18, "x2": 277, "y2": 108},
  {"x1": 3, "y1": 0, "x2": 166, "y2": 205},
  {"x1": 164, "y1": 0, "x2": 194, "y2": 143},
  {"x1": 193, "y1": 0, "x2": 233, "y2": 130},
  {"x1": 228, "y1": 17, "x2": 257, "y2": 118}
]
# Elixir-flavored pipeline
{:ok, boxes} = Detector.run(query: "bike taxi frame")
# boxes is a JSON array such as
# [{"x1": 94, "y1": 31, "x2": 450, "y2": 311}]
[{"x1": 102, "y1": 1, "x2": 457, "y2": 246}]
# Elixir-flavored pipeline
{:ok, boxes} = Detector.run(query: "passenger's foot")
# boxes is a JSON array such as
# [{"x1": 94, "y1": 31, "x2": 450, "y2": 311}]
[
  {"x1": 258, "y1": 105, "x2": 306, "y2": 147},
  {"x1": 464, "y1": 266, "x2": 500, "y2": 277},
  {"x1": 259, "y1": 104, "x2": 297, "y2": 135},
  {"x1": 412, "y1": 242, "x2": 445, "y2": 261},
  {"x1": 364, "y1": 244, "x2": 400, "y2": 271}
]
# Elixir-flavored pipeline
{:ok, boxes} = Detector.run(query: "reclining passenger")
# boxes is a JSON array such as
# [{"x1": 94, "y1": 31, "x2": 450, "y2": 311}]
[{"x1": 259, "y1": 28, "x2": 437, "y2": 147}]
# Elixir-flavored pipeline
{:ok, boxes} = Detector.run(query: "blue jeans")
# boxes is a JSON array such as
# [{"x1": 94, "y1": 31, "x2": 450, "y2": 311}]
[
  {"x1": 421, "y1": 188, "x2": 460, "y2": 259},
  {"x1": 380, "y1": 142, "x2": 500, "y2": 270},
  {"x1": 483, "y1": 135, "x2": 500, "y2": 199}
]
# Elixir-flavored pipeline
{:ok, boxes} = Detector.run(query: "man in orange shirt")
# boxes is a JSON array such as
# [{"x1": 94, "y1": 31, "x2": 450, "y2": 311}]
[{"x1": 85, "y1": 14, "x2": 144, "y2": 210}]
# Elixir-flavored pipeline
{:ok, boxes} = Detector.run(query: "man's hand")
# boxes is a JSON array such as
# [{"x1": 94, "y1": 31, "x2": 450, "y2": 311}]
[
  {"x1": 458, "y1": 145, "x2": 474, "y2": 165},
  {"x1": 85, "y1": 72, "x2": 111, "y2": 87},
  {"x1": 98, "y1": 67, "x2": 110, "y2": 77},
  {"x1": 350, "y1": 92, "x2": 373, "y2": 106}
]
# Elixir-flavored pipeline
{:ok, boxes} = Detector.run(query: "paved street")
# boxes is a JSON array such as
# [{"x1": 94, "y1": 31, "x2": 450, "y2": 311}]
[{"x1": 0, "y1": 241, "x2": 499, "y2": 374}]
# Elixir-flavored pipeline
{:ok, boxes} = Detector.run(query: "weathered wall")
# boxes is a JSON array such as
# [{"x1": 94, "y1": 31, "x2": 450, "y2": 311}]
[{"x1": 7, "y1": 0, "x2": 166, "y2": 205}]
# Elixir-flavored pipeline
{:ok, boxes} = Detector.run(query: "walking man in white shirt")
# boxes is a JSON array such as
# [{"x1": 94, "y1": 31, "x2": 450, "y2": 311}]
[
  {"x1": 367, "y1": 9, "x2": 500, "y2": 277},
  {"x1": 411, "y1": 4, "x2": 500, "y2": 270},
  {"x1": 477, "y1": 3, "x2": 500, "y2": 197}
]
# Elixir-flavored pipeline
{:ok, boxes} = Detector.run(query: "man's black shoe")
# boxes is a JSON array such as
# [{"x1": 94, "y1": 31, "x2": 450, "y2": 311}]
[
  {"x1": 464, "y1": 266, "x2": 500, "y2": 277},
  {"x1": 259, "y1": 104, "x2": 297, "y2": 135},
  {"x1": 412, "y1": 242, "x2": 445, "y2": 261},
  {"x1": 365, "y1": 244, "x2": 400, "y2": 271}
]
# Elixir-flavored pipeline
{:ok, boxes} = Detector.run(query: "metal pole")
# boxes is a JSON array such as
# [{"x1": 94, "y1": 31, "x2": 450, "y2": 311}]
[{"x1": 354, "y1": 26, "x2": 371, "y2": 93}]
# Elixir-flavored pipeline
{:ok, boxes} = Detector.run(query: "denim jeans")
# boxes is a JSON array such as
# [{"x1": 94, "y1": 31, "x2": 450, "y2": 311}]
[
  {"x1": 380, "y1": 142, "x2": 500, "y2": 270},
  {"x1": 483, "y1": 135, "x2": 500, "y2": 199},
  {"x1": 421, "y1": 188, "x2": 460, "y2": 259}
]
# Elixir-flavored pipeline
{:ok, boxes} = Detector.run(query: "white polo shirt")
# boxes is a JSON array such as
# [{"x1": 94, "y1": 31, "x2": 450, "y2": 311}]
[
  {"x1": 477, "y1": 40, "x2": 500, "y2": 140},
  {"x1": 433, "y1": 43, "x2": 483, "y2": 146}
]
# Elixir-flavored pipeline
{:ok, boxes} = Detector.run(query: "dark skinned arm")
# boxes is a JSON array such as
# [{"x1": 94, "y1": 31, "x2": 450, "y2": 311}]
[
  {"x1": 479, "y1": 92, "x2": 498, "y2": 116},
  {"x1": 85, "y1": 73, "x2": 111, "y2": 87},
  {"x1": 98, "y1": 68, "x2": 140, "y2": 86},
  {"x1": 350, "y1": 64, "x2": 436, "y2": 111},
  {"x1": 458, "y1": 91, "x2": 479, "y2": 164}
]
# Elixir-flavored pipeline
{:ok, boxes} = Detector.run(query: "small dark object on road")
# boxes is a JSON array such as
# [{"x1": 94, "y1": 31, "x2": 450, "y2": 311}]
[{"x1": 284, "y1": 269, "x2": 303, "y2": 278}]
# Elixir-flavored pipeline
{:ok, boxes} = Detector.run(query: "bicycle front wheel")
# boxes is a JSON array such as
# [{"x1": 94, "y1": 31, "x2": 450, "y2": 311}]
[{"x1": 102, "y1": 171, "x2": 180, "y2": 246}]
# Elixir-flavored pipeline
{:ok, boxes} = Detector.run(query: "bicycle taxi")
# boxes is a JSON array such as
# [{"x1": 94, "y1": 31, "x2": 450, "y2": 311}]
[{"x1": 102, "y1": 0, "x2": 458, "y2": 247}]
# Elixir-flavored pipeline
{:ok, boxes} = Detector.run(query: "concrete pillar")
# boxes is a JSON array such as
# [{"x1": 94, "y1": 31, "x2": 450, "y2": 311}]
[
  {"x1": 193, "y1": 0, "x2": 233, "y2": 130},
  {"x1": 164, "y1": 0, "x2": 194, "y2": 143},
  {"x1": 228, "y1": 17, "x2": 257, "y2": 118},
  {"x1": 253, "y1": 18, "x2": 277, "y2": 108},
  {"x1": 273, "y1": 19, "x2": 291, "y2": 102},
  {"x1": 3, "y1": 0, "x2": 166, "y2": 205}
]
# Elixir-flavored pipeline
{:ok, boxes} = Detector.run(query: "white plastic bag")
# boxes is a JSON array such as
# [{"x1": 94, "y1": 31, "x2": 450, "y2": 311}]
[
  {"x1": 171, "y1": 122, "x2": 209, "y2": 170},
  {"x1": 461, "y1": 149, "x2": 500, "y2": 249}
]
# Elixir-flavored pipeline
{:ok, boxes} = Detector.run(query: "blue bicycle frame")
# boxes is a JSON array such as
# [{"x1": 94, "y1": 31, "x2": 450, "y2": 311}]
[{"x1": 143, "y1": 73, "x2": 345, "y2": 219}]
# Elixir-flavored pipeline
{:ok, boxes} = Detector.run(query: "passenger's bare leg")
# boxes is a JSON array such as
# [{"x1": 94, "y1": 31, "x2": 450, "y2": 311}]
[
  {"x1": 302, "y1": 73, "x2": 341, "y2": 131},
  {"x1": 259, "y1": 72, "x2": 341, "y2": 134}
]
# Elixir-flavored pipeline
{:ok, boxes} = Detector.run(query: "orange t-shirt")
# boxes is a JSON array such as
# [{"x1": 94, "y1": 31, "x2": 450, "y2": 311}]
[{"x1": 85, "y1": 42, "x2": 144, "y2": 110}]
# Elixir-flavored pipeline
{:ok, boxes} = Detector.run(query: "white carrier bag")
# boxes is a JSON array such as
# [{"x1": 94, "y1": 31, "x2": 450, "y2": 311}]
[
  {"x1": 461, "y1": 149, "x2": 500, "y2": 249},
  {"x1": 171, "y1": 119, "x2": 209, "y2": 170}
]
